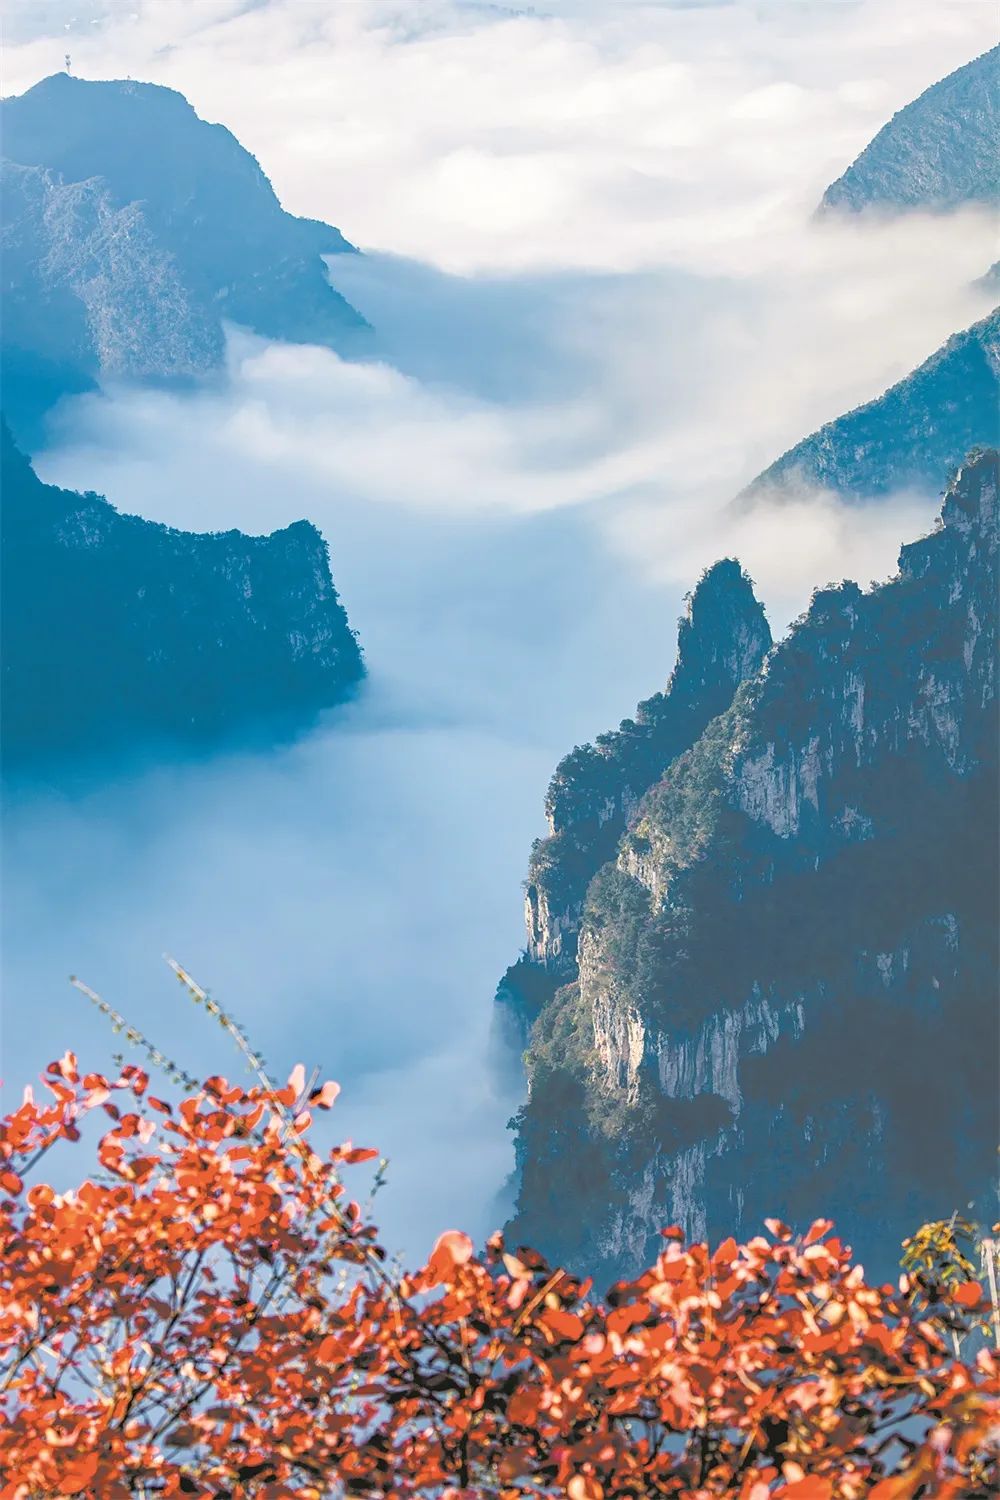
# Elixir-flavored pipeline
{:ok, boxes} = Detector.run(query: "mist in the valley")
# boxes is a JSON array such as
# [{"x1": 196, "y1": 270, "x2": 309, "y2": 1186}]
[
  {"x1": 1, "y1": 463, "x2": 677, "y2": 1255},
  {"x1": 2, "y1": 0, "x2": 995, "y2": 1261}
]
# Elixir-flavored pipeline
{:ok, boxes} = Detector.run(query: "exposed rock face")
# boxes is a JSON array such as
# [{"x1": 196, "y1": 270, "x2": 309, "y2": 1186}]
[
  {"x1": 495, "y1": 562, "x2": 771, "y2": 1053},
  {"x1": 740, "y1": 308, "x2": 999, "y2": 503},
  {"x1": 2, "y1": 162, "x2": 221, "y2": 383},
  {"x1": 820, "y1": 46, "x2": 1000, "y2": 213},
  {"x1": 1, "y1": 421, "x2": 364, "y2": 771},
  {"x1": 1, "y1": 73, "x2": 366, "y2": 442},
  {"x1": 507, "y1": 452, "x2": 998, "y2": 1286}
]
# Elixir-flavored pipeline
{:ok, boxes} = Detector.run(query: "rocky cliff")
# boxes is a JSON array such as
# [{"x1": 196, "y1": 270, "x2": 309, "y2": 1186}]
[
  {"x1": 740, "y1": 307, "x2": 999, "y2": 503},
  {"x1": 506, "y1": 451, "x2": 998, "y2": 1286},
  {"x1": 1, "y1": 421, "x2": 364, "y2": 772},
  {"x1": 1, "y1": 73, "x2": 367, "y2": 443},
  {"x1": 495, "y1": 562, "x2": 771, "y2": 1061},
  {"x1": 820, "y1": 45, "x2": 1000, "y2": 213}
]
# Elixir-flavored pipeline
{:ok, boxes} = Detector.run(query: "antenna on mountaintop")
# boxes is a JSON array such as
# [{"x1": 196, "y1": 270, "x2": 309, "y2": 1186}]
[{"x1": 65, "y1": 54, "x2": 72, "y2": 73}]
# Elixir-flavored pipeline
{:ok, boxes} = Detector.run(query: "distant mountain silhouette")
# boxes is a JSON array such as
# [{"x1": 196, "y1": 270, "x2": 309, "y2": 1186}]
[
  {"x1": 1, "y1": 419, "x2": 364, "y2": 774},
  {"x1": 1, "y1": 73, "x2": 367, "y2": 443},
  {"x1": 820, "y1": 46, "x2": 1000, "y2": 213},
  {"x1": 740, "y1": 307, "x2": 999, "y2": 503}
]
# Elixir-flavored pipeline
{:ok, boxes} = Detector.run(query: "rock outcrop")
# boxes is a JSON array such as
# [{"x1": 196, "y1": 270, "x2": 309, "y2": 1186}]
[
  {"x1": 506, "y1": 452, "x2": 998, "y2": 1286},
  {"x1": 496, "y1": 561, "x2": 771, "y2": 1056},
  {"x1": 1, "y1": 421, "x2": 364, "y2": 772}
]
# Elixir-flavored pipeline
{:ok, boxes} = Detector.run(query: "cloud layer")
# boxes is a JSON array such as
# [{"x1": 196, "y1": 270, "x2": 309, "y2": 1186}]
[{"x1": 4, "y1": 0, "x2": 995, "y2": 273}]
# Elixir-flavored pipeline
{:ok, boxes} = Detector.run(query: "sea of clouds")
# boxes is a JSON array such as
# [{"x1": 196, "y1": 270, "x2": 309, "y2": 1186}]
[{"x1": 1, "y1": 0, "x2": 996, "y2": 1258}]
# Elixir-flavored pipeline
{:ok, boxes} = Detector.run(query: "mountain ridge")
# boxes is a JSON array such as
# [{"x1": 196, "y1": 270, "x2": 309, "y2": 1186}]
[
  {"x1": 504, "y1": 450, "x2": 998, "y2": 1285},
  {"x1": 1, "y1": 419, "x2": 364, "y2": 773},
  {"x1": 1, "y1": 73, "x2": 367, "y2": 443},
  {"x1": 495, "y1": 560, "x2": 772, "y2": 1071},
  {"x1": 739, "y1": 306, "x2": 999, "y2": 503},
  {"x1": 820, "y1": 45, "x2": 1000, "y2": 214}
]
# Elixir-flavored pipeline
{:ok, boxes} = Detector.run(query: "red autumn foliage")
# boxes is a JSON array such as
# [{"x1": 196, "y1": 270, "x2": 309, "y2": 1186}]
[{"x1": 1, "y1": 1051, "x2": 997, "y2": 1498}]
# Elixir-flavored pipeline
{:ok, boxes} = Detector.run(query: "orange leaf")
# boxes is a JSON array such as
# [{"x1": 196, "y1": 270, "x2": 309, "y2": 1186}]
[
  {"x1": 869, "y1": 1475, "x2": 924, "y2": 1500},
  {"x1": 426, "y1": 1229, "x2": 476, "y2": 1284},
  {"x1": 56, "y1": 1455, "x2": 99, "y2": 1494},
  {"x1": 541, "y1": 1307, "x2": 585, "y2": 1341},
  {"x1": 311, "y1": 1080, "x2": 341, "y2": 1109},
  {"x1": 431, "y1": 1229, "x2": 474, "y2": 1269},
  {"x1": 778, "y1": 1480, "x2": 833, "y2": 1500},
  {"x1": 568, "y1": 1477, "x2": 604, "y2": 1500},
  {"x1": 287, "y1": 1063, "x2": 306, "y2": 1097},
  {"x1": 803, "y1": 1218, "x2": 834, "y2": 1246}
]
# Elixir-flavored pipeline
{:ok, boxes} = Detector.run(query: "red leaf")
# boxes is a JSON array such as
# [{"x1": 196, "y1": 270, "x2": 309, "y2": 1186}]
[
  {"x1": 287, "y1": 1063, "x2": 306, "y2": 1097},
  {"x1": 568, "y1": 1477, "x2": 604, "y2": 1500},
  {"x1": 778, "y1": 1480, "x2": 833, "y2": 1500},
  {"x1": 428, "y1": 1230, "x2": 475, "y2": 1282},
  {"x1": 342, "y1": 1146, "x2": 378, "y2": 1165},
  {"x1": 541, "y1": 1307, "x2": 585, "y2": 1341},
  {"x1": 311, "y1": 1080, "x2": 341, "y2": 1109}
]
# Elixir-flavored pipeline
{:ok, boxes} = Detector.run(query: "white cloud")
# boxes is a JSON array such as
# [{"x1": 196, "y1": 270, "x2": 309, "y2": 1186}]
[
  {"x1": 3, "y1": 0, "x2": 995, "y2": 271},
  {"x1": 36, "y1": 195, "x2": 994, "y2": 616}
]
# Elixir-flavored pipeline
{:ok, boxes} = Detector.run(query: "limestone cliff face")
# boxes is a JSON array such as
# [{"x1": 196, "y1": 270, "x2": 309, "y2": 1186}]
[
  {"x1": 495, "y1": 562, "x2": 770, "y2": 1054},
  {"x1": 1, "y1": 421, "x2": 364, "y2": 772},
  {"x1": 508, "y1": 452, "x2": 998, "y2": 1285}
]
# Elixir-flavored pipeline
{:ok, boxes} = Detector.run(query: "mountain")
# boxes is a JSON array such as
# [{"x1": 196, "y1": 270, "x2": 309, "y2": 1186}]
[
  {"x1": 820, "y1": 46, "x2": 1000, "y2": 213},
  {"x1": 503, "y1": 450, "x2": 998, "y2": 1286},
  {"x1": 753, "y1": 50, "x2": 1000, "y2": 505},
  {"x1": 740, "y1": 307, "x2": 1000, "y2": 503},
  {"x1": 0, "y1": 420, "x2": 364, "y2": 771},
  {"x1": 1, "y1": 73, "x2": 366, "y2": 443},
  {"x1": 495, "y1": 561, "x2": 771, "y2": 1070}
]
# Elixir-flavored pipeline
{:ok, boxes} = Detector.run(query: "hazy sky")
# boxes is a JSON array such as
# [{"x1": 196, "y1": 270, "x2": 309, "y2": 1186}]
[{"x1": 1, "y1": 0, "x2": 995, "y2": 1260}]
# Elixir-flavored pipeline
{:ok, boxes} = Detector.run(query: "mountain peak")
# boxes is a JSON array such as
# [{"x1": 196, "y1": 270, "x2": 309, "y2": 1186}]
[
  {"x1": 656, "y1": 558, "x2": 770, "y2": 718},
  {"x1": 18, "y1": 71, "x2": 197, "y2": 109},
  {"x1": 1, "y1": 72, "x2": 366, "y2": 441},
  {"x1": 493, "y1": 555, "x2": 770, "y2": 1017}
]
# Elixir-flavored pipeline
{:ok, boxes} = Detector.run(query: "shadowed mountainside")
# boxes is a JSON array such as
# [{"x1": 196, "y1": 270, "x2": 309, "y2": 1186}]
[
  {"x1": 503, "y1": 451, "x2": 998, "y2": 1286},
  {"x1": 1, "y1": 420, "x2": 364, "y2": 773}
]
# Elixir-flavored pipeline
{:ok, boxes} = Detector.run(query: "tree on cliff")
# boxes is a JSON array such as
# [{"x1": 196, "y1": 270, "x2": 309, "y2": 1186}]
[{"x1": 1, "y1": 970, "x2": 997, "y2": 1497}]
